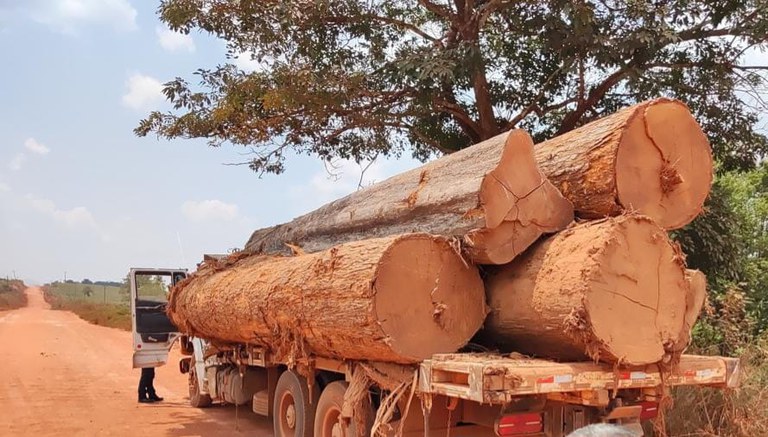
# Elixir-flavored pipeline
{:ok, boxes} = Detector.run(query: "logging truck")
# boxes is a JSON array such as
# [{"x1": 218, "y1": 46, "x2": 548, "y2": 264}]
[{"x1": 130, "y1": 267, "x2": 740, "y2": 437}]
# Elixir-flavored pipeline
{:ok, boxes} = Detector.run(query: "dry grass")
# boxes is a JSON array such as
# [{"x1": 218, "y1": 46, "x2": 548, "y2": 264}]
[
  {"x1": 659, "y1": 338, "x2": 768, "y2": 436},
  {"x1": 0, "y1": 279, "x2": 27, "y2": 310},
  {"x1": 44, "y1": 288, "x2": 132, "y2": 331}
]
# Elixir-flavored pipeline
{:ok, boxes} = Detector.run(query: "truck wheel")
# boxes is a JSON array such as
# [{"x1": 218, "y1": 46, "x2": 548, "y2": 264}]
[
  {"x1": 188, "y1": 365, "x2": 212, "y2": 408},
  {"x1": 273, "y1": 370, "x2": 319, "y2": 437},
  {"x1": 314, "y1": 381, "x2": 360, "y2": 437}
]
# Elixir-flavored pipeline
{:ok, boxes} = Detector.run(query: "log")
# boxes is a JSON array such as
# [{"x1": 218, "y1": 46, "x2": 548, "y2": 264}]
[
  {"x1": 244, "y1": 129, "x2": 573, "y2": 264},
  {"x1": 480, "y1": 215, "x2": 689, "y2": 365},
  {"x1": 168, "y1": 234, "x2": 487, "y2": 364},
  {"x1": 673, "y1": 269, "x2": 708, "y2": 352},
  {"x1": 534, "y1": 98, "x2": 712, "y2": 230}
]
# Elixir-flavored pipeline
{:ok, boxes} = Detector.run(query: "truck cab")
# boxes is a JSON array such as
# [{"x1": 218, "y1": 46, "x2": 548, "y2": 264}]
[{"x1": 129, "y1": 268, "x2": 187, "y2": 368}]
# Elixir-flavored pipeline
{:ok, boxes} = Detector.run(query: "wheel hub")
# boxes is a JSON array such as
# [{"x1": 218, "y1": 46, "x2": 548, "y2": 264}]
[
  {"x1": 331, "y1": 422, "x2": 342, "y2": 437},
  {"x1": 286, "y1": 403, "x2": 296, "y2": 429}
]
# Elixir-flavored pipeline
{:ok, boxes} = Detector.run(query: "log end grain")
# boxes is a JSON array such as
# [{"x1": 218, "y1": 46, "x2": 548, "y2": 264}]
[
  {"x1": 579, "y1": 215, "x2": 687, "y2": 364},
  {"x1": 673, "y1": 269, "x2": 708, "y2": 352},
  {"x1": 483, "y1": 215, "x2": 689, "y2": 366},
  {"x1": 468, "y1": 130, "x2": 574, "y2": 264},
  {"x1": 374, "y1": 235, "x2": 488, "y2": 361},
  {"x1": 615, "y1": 99, "x2": 713, "y2": 229}
]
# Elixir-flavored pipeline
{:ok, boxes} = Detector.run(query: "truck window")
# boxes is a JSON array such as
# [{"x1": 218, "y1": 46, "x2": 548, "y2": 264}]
[{"x1": 135, "y1": 273, "x2": 172, "y2": 304}]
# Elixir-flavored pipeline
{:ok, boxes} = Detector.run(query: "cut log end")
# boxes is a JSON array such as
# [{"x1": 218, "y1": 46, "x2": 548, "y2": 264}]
[
  {"x1": 471, "y1": 130, "x2": 574, "y2": 264},
  {"x1": 615, "y1": 100, "x2": 713, "y2": 230},
  {"x1": 674, "y1": 269, "x2": 708, "y2": 352},
  {"x1": 483, "y1": 215, "x2": 689, "y2": 366},
  {"x1": 580, "y1": 216, "x2": 687, "y2": 364},
  {"x1": 374, "y1": 235, "x2": 487, "y2": 361}
]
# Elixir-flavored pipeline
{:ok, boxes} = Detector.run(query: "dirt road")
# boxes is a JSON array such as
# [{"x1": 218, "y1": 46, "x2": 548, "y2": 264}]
[{"x1": 0, "y1": 287, "x2": 273, "y2": 436}]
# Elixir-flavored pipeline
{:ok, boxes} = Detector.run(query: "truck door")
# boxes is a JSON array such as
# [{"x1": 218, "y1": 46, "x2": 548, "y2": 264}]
[{"x1": 129, "y1": 268, "x2": 187, "y2": 368}]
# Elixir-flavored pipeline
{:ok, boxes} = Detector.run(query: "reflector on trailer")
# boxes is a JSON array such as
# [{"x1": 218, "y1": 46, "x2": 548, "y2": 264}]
[
  {"x1": 639, "y1": 401, "x2": 659, "y2": 420},
  {"x1": 495, "y1": 412, "x2": 543, "y2": 435}
]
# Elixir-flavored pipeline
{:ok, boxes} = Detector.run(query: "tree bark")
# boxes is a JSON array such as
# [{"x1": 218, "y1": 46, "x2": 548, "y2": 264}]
[
  {"x1": 534, "y1": 98, "x2": 712, "y2": 230},
  {"x1": 480, "y1": 215, "x2": 690, "y2": 366},
  {"x1": 245, "y1": 129, "x2": 573, "y2": 265},
  {"x1": 168, "y1": 234, "x2": 487, "y2": 364}
]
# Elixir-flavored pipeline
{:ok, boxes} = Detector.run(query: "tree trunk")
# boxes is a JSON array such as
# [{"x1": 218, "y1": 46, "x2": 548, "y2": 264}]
[
  {"x1": 480, "y1": 215, "x2": 690, "y2": 366},
  {"x1": 168, "y1": 234, "x2": 487, "y2": 364},
  {"x1": 244, "y1": 129, "x2": 573, "y2": 265},
  {"x1": 534, "y1": 98, "x2": 712, "y2": 230}
]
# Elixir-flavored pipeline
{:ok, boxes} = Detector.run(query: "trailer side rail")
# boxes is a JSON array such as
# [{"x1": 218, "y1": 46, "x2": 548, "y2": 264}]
[{"x1": 420, "y1": 354, "x2": 740, "y2": 404}]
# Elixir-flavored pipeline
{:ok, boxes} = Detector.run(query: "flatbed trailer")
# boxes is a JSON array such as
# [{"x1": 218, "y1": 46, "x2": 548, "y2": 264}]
[
  {"x1": 178, "y1": 339, "x2": 739, "y2": 437},
  {"x1": 129, "y1": 268, "x2": 740, "y2": 437}
]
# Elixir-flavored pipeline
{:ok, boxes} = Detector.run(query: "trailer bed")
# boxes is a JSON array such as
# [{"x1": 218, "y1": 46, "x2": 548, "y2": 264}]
[{"x1": 420, "y1": 353, "x2": 740, "y2": 404}]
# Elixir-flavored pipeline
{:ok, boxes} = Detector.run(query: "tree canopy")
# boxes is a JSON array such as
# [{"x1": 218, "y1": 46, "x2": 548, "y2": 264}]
[{"x1": 137, "y1": 0, "x2": 767, "y2": 174}]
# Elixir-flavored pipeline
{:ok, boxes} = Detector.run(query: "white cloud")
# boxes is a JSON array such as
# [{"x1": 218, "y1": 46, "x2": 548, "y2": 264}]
[
  {"x1": 24, "y1": 137, "x2": 49, "y2": 155},
  {"x1": 182, "y1": 200, "x2": 240, "y2": 222},
  {"x1": 0, "y1": 182, "x2": 10, "y2": 193},
  {"x1": 25, "y1": 195, "x2": 98, "y2": 229},
  {"x1": 9, "y1": 153, "x2": 25, "y2": 171},
  {"x1": 29, "y1": 0, "x2": 137, "y2": 34},
  {"x1": 122, "y1": 73, "x2": 164, "y2": 110},
  {"x1": 157, "y1": 26, "x2": 195, "y2": 53},
  {"x1": 234, "y1": 51, "x2": 260, "y2": 72}
]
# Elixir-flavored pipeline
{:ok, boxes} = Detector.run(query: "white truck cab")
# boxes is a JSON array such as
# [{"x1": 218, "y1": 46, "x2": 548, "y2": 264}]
[{"x1": 128, "y1": 267, "x2": 187, "y2": 369}]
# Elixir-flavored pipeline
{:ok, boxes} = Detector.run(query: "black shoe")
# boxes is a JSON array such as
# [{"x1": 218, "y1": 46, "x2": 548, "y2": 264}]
[
  {"x1": 148, "y1": 395, "x2": 164, "y2": 402},
  {"x1": 139, "y1": 398, "x2": 154, "y2": 403}
]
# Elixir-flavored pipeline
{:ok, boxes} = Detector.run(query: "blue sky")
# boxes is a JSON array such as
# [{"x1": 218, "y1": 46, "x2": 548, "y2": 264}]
[
  {"x1": 0, "y1": 0, "x2": 419, "y2": 283},
  {"x1": 0, "y1": 1, "x2": 765, "y2": 284}
]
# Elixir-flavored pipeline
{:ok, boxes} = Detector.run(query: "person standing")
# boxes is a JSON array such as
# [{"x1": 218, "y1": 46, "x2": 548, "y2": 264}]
[{"x1": 138, "y1": 367, "x2": 164, "y2": 403}]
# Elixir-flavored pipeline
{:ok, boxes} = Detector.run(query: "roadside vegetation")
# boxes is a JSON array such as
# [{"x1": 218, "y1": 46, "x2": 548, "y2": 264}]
[
  {"x1": 43, "y1": 280, "x2": 131, "y2": 331},
  {"x1": 0, "y1": 279, "x2": 27, "y2": 310},
  {"x1": 661, "y1": 162, "x2": 768, "y2": 436},
  {"x1": 661, "y1": 335, "x2": 768, "y2": 437}
]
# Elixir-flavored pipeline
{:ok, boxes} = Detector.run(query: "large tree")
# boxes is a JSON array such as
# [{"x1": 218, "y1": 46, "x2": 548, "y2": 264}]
[{"x1": 137, "y1": 0, "x2": 768, "y2": 173}]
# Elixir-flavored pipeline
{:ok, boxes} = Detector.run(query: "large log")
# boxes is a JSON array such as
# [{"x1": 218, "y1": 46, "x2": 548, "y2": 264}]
[
  {"x1": 673, "y1": 269, "x2": 708, "y2": 353},
  {"x1": 481, "y1": 215, "x2": 689, "y2": 365},
  {"x1": 169, "y1": 234, "x2": 487, "y2": 364},
  {"x1": 534, "y1": 98, "x2": 712, "y2": 230},
  {"x1": 244, "y1": 129, "x2": 573, "y2": 264}
]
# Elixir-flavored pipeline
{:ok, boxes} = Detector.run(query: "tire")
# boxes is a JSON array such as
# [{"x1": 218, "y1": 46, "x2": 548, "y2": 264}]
[
  {"x1": 314, "y1": 381, "x2": 360, "y2": 437},
  {"x1": 188, "y1": 364, "x2": 212, "y2": 408},
  {"x1": 273, "y1": 370, "x2": 320, "y2": 437}
]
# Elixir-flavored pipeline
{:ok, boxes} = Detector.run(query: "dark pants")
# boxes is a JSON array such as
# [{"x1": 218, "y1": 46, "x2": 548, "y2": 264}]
[{"x1": 138, "y1": 367, "x2": 156, "y2": 399}]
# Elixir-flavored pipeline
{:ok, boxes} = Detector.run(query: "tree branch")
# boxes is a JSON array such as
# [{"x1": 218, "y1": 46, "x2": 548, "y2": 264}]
[
  {"x1": 418, "y1": 0, "x2": 453, "y2": 20},
  {"x1": 505, "y1": 60, "x2": 574, "y2": 130},
  {"x1": 557, "y1": 66, "x2": 632, "y2": 133},
  {"x1": 476, "y1": 0, "x2": 515, "y2": 27},
  {"x1": 433, "y1": 97, "x2": 482, "y2": 141},
  {"x1": 326, "y1": 15, "x2": 440, "y2": 43}
]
